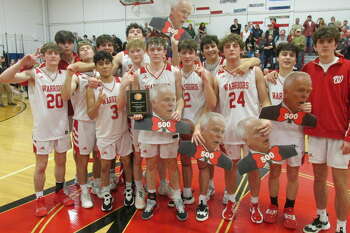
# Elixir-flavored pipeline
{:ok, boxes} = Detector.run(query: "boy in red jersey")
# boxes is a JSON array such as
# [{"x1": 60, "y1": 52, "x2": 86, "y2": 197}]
[{"x1": 302, "y1": 26, "x2": 350, "y2": 233}]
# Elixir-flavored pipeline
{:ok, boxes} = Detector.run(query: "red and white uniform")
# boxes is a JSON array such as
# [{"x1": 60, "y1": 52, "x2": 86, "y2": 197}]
[
  {"x1": 29, "y1": 68, "x2": 71, "y2": 155},
  {"x1": 267, "y1": 74, "x2": 285, "y2": 105},
  {"x1": 94, "y1": 77, "x2": 132, "y2": 160},
  {"x1": 137, "y1": 64, "x2": 179, "y2": 159},
  {"x1": 71, "y1": 71, "x2": 98, "y2": 155},
  {"x1": 204, "y1": 57, "x2": 225, "y2": 77},
  {"x1": 302, "y1": 56, "x2": 350, "y2": 169},
  {"x1": 121, "y1": 50, "x2": 150, "y2": 76},
  {"x1": 182, "y1": 70, "x2": 205, "y2": 123},
  {"x1": 217, "y1": 67, "x2": 260, "y2": 159}
]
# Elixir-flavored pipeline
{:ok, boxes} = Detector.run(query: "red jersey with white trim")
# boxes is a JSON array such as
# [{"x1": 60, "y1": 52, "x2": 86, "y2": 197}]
[
  {"x1": 121, "y1": 50, "x2": 150, "y2": 76},
  {"x1": 302, "y1": 56, "x2": 350, "y2": 141},
  {"x1": 182, "y1": 70, "x2": 205, "y2": 123},
  {"x1": 217, "y1": 66, "x2": 260, "y2": 145},
  {"x1": 138, "y1": 63, "x2": 178, "y2": 144},
  {"x1": 29, "y1": 68, "x2": 69, "y2": 141},
  {"x1": 71, "y1": 71, "x2": 99, "y2": 121},
  {"x1": 94, "y1": 77, "x2": 128, "y2": 142}
]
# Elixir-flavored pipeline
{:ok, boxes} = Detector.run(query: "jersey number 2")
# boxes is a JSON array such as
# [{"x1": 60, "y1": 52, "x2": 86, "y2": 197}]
[
  {"x1": 229, "y1": 91, "x2": 245, "y2": 108},
  {"x1": 47, "y1": 93, "x2": 63, "y2": 109}
]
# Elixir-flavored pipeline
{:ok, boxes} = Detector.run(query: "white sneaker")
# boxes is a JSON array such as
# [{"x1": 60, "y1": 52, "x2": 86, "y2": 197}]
[
  {"x1": 222, "y1": 190, "x2": 228, "y2": 205},
  {"x1": 91, "y1": 180, "x2": 103, "y2": 198},
  {"x1": 158, "y1": 182, "x2": 170, "y2": 196},
  {"x1": 81, "y1": 191, "x2": 93, "y2": 208},
  {"x1": 135, "y1": 188, "x2": 146, "y2": 209}
]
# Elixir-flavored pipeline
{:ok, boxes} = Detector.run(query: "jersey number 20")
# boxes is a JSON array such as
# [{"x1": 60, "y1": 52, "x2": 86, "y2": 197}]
[{"x1": 47, "y1": 93, "x2": 63, "y2": 109}]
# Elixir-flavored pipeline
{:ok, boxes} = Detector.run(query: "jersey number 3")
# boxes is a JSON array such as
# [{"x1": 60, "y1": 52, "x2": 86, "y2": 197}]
[
  {"x1": 229, "y1": 91, "x2": 245, "y2": 108},
  {"x1": 110, "y1": 105, "x2": 119, "y2": 119},
  {"x1": 47, "y1": 93, "x2": 63, "y2": 109}
]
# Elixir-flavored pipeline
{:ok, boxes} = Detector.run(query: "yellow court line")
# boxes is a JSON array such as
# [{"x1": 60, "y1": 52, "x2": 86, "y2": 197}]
[
  {"x1": 215, "y1": 219, "x2": 225, "y2": 233},
  {"x1": 121, "y1": 209, "x2": 139, "y2": 233},
  {"x1": 38, "y1": 205, "x2": 65, "y2": 233},
  {"x1": 30, "y1": 204, "x2": 61, "y2": 233},
  {"x1": 73, "y1": 205, "x2": 124, "y2": 233}
]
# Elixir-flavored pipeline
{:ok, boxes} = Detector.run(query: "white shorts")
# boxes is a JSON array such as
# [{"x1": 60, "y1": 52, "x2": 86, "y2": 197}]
[
  {"x1": 272, "y1": 144, "x2": 304, "y2": 167},
  {"x1": 140, "y1": 141, "x2": 179, "y2": 159},
  {"x1": 97, "y1": 133, "x2": 133, "y2": 160},
  {"x1": 72, "y1": 120, "x2": 96, "y2": 155},
  {"x1": 308, "y1": 136, "x2": 350, "y2": 169},
  {"x1": 33, "y1": 135, "x2": 71, "y2": 155},
  {"x1": 223, "y1": 144, "x2": 249, "y2": 160}
]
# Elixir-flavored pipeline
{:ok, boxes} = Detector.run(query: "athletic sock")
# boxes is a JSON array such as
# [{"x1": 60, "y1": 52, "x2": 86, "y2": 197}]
[
  {"x1": 250, "y1": 196, "x2": 259, "y2": 204},
  {"x1": 199, "y1": 194, "x2": 207, "y2": 205},
  {"x1": 336, "y1": 219, "x2": 347, "y2": 232},
  {"x1": 284, "y1": 198, "x2": 295, "y2": 209},
  {"x1": 183, "y1": 187, "x2": 192, "y2": 198},
  {"x1": 317, "y1": 209, "x2": 328, "y2": 222},
  {"x1": 55, "y1": 182, "x2": 64, "y2": 193},
  {"x1": 270, "y1": 196, "x2": 278, "y2": 206},
  {"x1": 36, "y1": 191, "x2": 44, "y2": 199}
]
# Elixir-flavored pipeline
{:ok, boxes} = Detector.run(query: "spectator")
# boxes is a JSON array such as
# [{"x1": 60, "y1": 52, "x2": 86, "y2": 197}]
[
  {"x1": 197, "y1": 22, "x2": 207, "y2": 41},
  {"x1": 270, "y1": 17, "x2": 279, "y2": 40},
  {"x1": 316, "y1": 17, "x2": 326, "y2": 30},
  {"x1": 252, "y1": 24, "x2": 263, "y2": 41},
  {"x1": 291, "y1": 29, "x2": 306, "y2": 69},
  {"x1": 144, "y1": 22, "x2": 151, "y2": 36},
  {"x1": 303, "y1": 15, "x2": 316, "y2": 53},
  {"x1": 337, "y1": 29, "x2": 350, "y2": 59},
  {"x1": 290, "y1": 17, "x2": 303, "y2": 35},
  {"x1": 245, "y1": 34, "x2": 256, "y2": 57},
  {"x1": 263, "y1": 34, "x2": 275, "y2": 68},
  {"x1": 265, "y1": 24, "x2": 274, "y2": 41},
  {"x1": 92, "y1": 35, "x2": 97, "y2": 46},
  {"x1": 230, "y1": 18, "x2": 241, "y2": 35},
  {"x1": 112, "y1": 34, "x2": 123, "y2": 54},
  {"x1": 275, "y1": 29, "x2": 288, "y2": 47},
  {"x1": 328, "y1": 16, "x2": 336, "y2": 27},
  {"x1": 185, "y1": 23, "x2": 196, "y2": 39},
  {"x1": 241, "y1": 25, "x2": 251, "y2": 44},
  {"x1": 343, "y1": 20, "x2": 350, "y2": 30}
]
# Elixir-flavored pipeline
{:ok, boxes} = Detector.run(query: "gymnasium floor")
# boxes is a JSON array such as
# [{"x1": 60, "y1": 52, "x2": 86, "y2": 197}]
[{"x1": 0, "y1": 98, "x2": 349, "y2": 233}]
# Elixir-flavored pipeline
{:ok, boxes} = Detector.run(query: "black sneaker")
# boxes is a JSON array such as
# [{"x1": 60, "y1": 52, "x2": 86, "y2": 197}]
[
  {"x1": 124, "y1": 188, "x2": 134, "y2": 206},
  {"x1": 142, "y1": 199, "x2": 157, "y2": 220},
  {"x1": 168, "y1": 193, "x2": 194, "y2": 207},
  {"x1": 101, "y1": 193, "x2": 113, "y2": 212},
  {"x1": 174, "y1": 198, "x2": 188, "y2": 221},
  {"x1": 336, "y1": 227, "x2": 345, "y2": 233},
  {"x1": 303, "y1": 215, "x2": 331, "y2": 233},
  {"x1": 196, "y1": 201, "x2": 209, "y2": 222}
]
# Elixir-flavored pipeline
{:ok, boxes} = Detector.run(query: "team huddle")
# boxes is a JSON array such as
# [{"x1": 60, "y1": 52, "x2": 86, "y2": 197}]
[{"x1": 0, "y1": 22, "x2": 349, "y2": 233}]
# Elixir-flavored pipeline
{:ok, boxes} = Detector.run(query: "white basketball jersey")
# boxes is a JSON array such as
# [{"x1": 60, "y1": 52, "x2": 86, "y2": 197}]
[
  {"x1": 217, "y1": 67, "x2": 260, "y2": 145},
  {"x1": 182, "y1": 70, "x2": 205, "y2": 123},
  {"x1": 204, "y1": 57, "x2": 225, "y2": 77},
  {"x1": 94, "y1": 77, "x2": 128, "y2": 142},
  {"x1": 138, "y1": 64, "x2": 178, "y2": 144},
  {"x1": 71, "y1": 71, "x2": 98, "y2": 121},
  {"x1": 121, "y1": 51, "x2": 150, "y2": 76},
  {"x1": 29, "y1": 68, "x2": 69, "y2": 141},
  {"x1": 267, "y1": 74, "x2": 285, "y2": 105},
  {"x1": 269, "y1": 105, "x2": 304, "y2": 152}
]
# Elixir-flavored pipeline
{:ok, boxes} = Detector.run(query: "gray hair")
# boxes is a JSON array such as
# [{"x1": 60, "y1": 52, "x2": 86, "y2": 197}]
[
  {"x1": 171, "y1": 0, "x2": 192, "y2": 9},
  {"x1": 236, "y1": 117, "x2": 258, "y2": 140},
  {"x1": 149, "y1": 84, "x2": 175, "y2": 102},
  {"x1": 199, "y1": 112, "x2": 225, "y2": 131},
  {"x1": 283, "y1": 71, "x2": 311, "y2": 90}
]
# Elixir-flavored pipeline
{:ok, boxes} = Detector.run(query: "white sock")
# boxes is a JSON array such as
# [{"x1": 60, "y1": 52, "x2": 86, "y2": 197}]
[
  {"x1": 101, "y1": 186, "x2": 110, "y2": 195},
  {"x1": 135, "y1": 180, "x2": 143, "y2": 191},
  {"x1": 336, "y1": 219, "x2": 347, "y2": 232},
  {"x1": 209, "y1": 179, "x2": 214, "y2": 188},
  {"x1": 183, "y1": 187, "x2": 192, "y2": 198},
  {"x1": 228, "y1": 194, "x2": 236, "y2": 202},
  {"x1": 80, "y1": 184, "x2": 88, "y2": 193},
  {"x1": 148, "y1": 189, "x2": 156, "y2": 194},
  {"x1": 160, "y1": 179, "x2": 167, "y2": 185},
  {"x1": 172, "y1": 189, "x2": 181, "y2": 200},
  {"x1": 36, "y1": 191, "x2": 44, "y2": 199},
  {"x1": 125, "y1": 182, "x2": 132, "y2": 189},
  {"x1": 199, "y1": 194, "x2": 207, "y2": 205},
  {"x1": 317, "y1": 209, "x2": 328, "y2": 222},
  {"x1": 250, "y1": 196, "x2": 259, "y2": 204}
]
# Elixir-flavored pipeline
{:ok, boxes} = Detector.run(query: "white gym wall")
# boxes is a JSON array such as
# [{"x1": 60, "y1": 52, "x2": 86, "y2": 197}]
[{"x1": 0, "y1": 0, "x2": 349, "y2": 54}]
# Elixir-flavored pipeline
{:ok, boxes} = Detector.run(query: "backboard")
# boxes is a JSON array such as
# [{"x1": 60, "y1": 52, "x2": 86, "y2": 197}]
[{"x1": 119, "y1": 0, "x2": 154, "y2": 6}]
